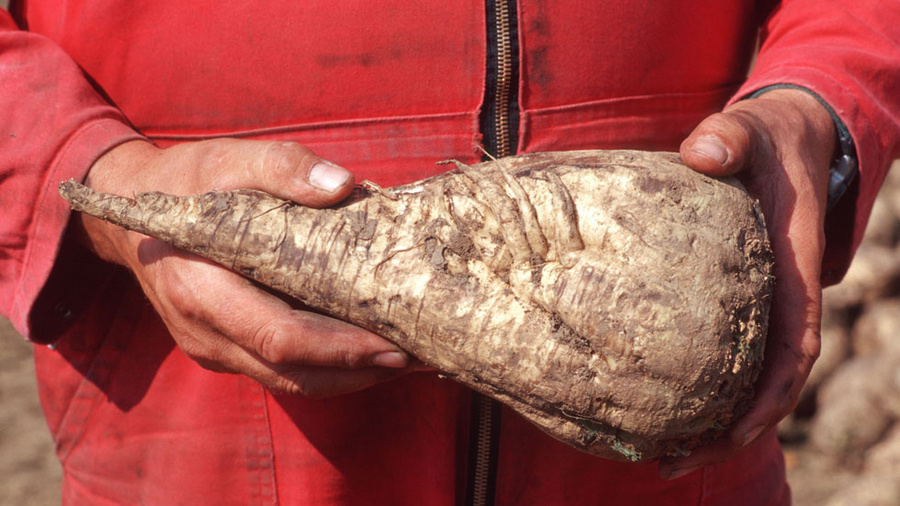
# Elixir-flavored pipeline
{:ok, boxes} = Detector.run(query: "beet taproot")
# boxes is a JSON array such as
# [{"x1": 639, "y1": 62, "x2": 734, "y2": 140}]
[{"x1": 59, "y1": 150, "x2": 773, "y2": 461}]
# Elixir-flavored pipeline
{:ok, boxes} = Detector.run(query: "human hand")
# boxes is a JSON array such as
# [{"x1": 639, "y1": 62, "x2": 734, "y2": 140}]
[
  {"x1": 660, "y1": 88, "x2": 837, "y2": 479},
  {"x1": 75, "y1": 139, "x2": 414, "y2": 396}
]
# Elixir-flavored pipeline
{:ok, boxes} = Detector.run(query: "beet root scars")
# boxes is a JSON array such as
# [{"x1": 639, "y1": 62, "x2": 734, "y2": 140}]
[{"x1": 59, "y1": 150, "x2": 774, "y2": 462}]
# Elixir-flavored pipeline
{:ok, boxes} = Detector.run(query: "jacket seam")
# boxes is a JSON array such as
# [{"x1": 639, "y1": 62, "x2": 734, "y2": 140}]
[{"x1": 140, "y1": 111, "x2": 478, "y2": 142}]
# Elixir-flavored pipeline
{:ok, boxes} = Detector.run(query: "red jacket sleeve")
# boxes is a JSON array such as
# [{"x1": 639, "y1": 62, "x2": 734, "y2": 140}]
[
  {"x1": 734, "y1": 0, "x2": 900, "y2": 285},
  {"x1": 0, "y1": 10, "x2": 145, "y2": 340}
]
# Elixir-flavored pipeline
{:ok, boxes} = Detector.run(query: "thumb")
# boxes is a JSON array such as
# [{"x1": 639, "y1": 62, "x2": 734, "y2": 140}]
[
  {"x1": 680, "y1": 109, "x2": 763, "y2": 178},
  {"x1": 243, "y1": 141, "x2": 356, "y2": 208}
]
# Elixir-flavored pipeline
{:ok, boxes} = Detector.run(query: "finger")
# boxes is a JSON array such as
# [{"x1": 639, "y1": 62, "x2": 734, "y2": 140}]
[
  {"x1": 246, "y1": 140, "x2": 356, "y2": 207},
  {"x1": 724, "y1": 266, "x2": 822, "y2": 447},
  {"x1": 145, "y1": 246, "x2": 409, "y2": 370},
  {"x1": 276, "y1": 366, "x2": 416, "y2": 398},
  {"x1": 194, "y1": 139, "x2": 356, "y2": 207},
  {"x1": 657, "y1": 427, "x2": 781, "y2": 480},
  {"x1": 181, "y1": 326, "x2": 413, "y2": 397},
  {"x1": 196, "y1": 262, "x2": 409, "y2": 369},
  {"x1": 143, "y1": 250, "x2": 414, "y2": 396},
  {"x1": 726, "y1": 172, "x2": 825, "y2": 441},
  {"x1": 680, "y1": 109, "x2": 764, "y2": 177},
  {"x1": 657, "y1": 434, "x2": 743, "y2": 480}
]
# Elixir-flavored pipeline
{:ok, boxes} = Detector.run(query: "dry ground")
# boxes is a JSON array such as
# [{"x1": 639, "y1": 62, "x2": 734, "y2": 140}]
[{"x1": 0, "y1": 317, "x2": 62, "y2": 505}]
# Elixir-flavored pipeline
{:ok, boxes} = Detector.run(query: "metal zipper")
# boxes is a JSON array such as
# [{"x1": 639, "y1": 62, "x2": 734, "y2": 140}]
[
  {"x1": 466, "y1": 393, "x2": 501, "y2": 506},
  {"x1": 480, "y1": 0, "x2": 520, "y2": 160},
  {"x1": 492, "y1": 0, "x2": 516, "y2": 158},
  {"x1": 466, "y1": 1, "x2": 519, "y2": 505}
]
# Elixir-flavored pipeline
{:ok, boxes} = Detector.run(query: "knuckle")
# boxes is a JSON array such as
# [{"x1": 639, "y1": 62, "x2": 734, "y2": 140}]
[
  {"x1": 251, "y1": 320, "x2": 292, "y2": 364},
  {"x1": 291, "y1": 378, "x2": 320, "y2": 398},
  {"x1": 292, "y1": 316, "x2": 368, "y2": 369},
  {"x1": 152, "y1": 260, "x2": 209, "y2": 320},
  {"x1": 340, "y1": 349, "x2": 369, "y2": 369},
  {"x1": 176, "y1": 334, "x2": 220, "y2": 367},
  {"x1": 801, "y1": 336, "x2": 822, "y2": 365},
  {"x1": 163, "y1": 280, "x2": 199, "y2": 317},
  {"x1": 726, "y1": 110, "x2": 771, "y2": 157},
  {"x1": 278, "y1": 372, "x2": 322, "y2": 398},
  {"x1": 718, "y1": 113, "x2": 756, "y2": 148},
  {"x1": 771, "y1": 375, "x2": 803, "y2": 417},
  {"x1": 260, "y1": 141, "x2": 314, "y2": 180},
  {"x1": 782, "y1": 332, "x2": 822, "y2": 373},
  {"x1": 259, "y1": 376, "x2": 295, "y2": 395}
]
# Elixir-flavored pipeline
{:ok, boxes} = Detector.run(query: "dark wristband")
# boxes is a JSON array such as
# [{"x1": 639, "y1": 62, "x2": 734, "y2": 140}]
[{"x1": 748, "y1": 83, "x2": 858, "y2": 211}]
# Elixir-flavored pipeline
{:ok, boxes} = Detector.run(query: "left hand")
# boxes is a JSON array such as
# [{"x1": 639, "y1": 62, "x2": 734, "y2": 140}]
[
  {"x1": 659, "y1": 88, "x2": 838, "y2": 479},
  {"x1": 77, "y1": 139, "x2": 416, "y2": 397}
]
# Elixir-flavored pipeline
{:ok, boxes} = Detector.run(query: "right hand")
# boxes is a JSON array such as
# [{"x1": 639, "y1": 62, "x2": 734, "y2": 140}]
[{"x1": 75, "y1": 139, "x2": 414, "y2": 397}]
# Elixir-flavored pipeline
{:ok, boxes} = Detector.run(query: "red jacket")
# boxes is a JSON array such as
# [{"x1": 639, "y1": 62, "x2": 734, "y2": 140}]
[{"x1": 2, "y1": 1, "x2": 898, "y2": 504}]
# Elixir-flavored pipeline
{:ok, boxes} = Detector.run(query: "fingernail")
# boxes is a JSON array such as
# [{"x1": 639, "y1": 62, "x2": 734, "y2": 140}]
[
  {"x1": 690, "y1": 136, "x2": 729, "y2": 166},
  {"x1": 742, "y1": 425, "x2": 766, "y2": 447},
  {"x1": 309, "y1": 162, "x2": 351, "y2": 193},
  {"x1": 666, "y1": 466, "x2": 699, "y2": 481},
  {"x1": 371, "y1": 351, "x2": 409, "y2": 368}
]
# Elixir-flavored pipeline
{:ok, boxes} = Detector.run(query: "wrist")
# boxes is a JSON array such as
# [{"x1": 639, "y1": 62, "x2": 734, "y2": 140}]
[
  {"x1": 73, "y1": 140, "x2": 161, "y2": 267},
  {"x1": 84, "y1": 139, "x2": 160, "y2": 193},
  {"x1": 747, "y1": 84, "x2": 857, "y2": 211}
]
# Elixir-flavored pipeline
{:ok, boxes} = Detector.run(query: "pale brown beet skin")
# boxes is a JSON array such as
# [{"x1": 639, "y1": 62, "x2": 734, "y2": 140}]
[{"x1": 60, "y1": 150, "x2": 773, "y2": 461}]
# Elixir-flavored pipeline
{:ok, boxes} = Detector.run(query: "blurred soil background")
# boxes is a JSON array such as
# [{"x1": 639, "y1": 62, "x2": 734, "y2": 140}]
[
  {"x1": 780, "y1": 161, "x2": 900, "y2": 506},
  {"x1": 1, "y1": 2, "x2": 898, "y2": 502},
  {"x1": 0, "y1": 319, "x2": 62, "y2": 505}
]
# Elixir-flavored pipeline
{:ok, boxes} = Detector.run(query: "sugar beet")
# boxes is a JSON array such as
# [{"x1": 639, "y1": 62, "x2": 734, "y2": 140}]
[{"x1": 59, "y1": 150, "x2": 773, "y2": 461}]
